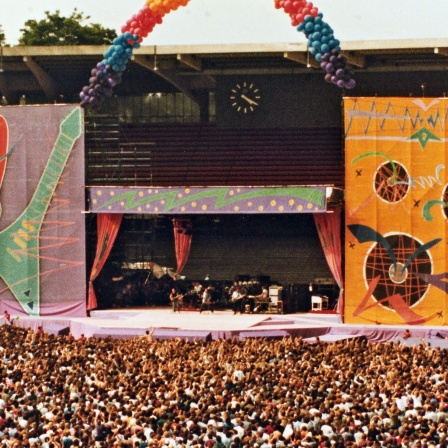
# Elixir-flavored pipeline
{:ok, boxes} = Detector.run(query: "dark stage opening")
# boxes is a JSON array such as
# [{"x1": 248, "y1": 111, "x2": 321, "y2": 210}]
[{"x1": 88, "y1": 213, "x2": 339, "y2": 313}]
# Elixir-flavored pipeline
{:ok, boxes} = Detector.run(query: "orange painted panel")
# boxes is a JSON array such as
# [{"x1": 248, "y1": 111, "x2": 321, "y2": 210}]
[{"x1": 344, "y1": 97, "x2": 448, "y2": 325}]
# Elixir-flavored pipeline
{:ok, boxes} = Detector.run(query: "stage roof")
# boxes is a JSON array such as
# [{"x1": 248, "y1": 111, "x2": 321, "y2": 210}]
[{"x1": 0, "y1": 39, "x2": 447, "y2": 104}]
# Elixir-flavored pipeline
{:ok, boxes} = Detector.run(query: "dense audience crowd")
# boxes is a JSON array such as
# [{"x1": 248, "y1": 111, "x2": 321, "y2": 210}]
[{"x1": 0, "y1": 324, "x2": 447, "y2": 447}]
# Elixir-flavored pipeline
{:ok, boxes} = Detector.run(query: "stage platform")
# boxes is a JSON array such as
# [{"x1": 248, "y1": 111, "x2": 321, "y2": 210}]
[{"x1": 5, "y1": 307, "x2": 448, "y2": 347}]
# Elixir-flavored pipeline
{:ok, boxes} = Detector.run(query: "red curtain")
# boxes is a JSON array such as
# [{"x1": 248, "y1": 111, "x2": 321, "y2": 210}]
[
  {"x1": 313, "y1": 210, "x2": 344, "y2": 318},
  {"x1": 87, "y1": 213, "x2": 123, "y2": 311},
  {"x1": 172, "y1": 218, "x2": 192, "y2": 276}
]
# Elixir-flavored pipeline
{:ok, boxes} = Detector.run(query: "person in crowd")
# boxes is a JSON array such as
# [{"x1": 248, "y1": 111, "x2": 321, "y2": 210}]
[
  {"x1": 230, "y1": 287, "x2": 245, "y2": 314},
  {"x1": 402, "y1": 328, "x2": 411, "y2": 339},
  {"x1": 169, "y1": 287, "x2": 183, "y2": 313},
  {"x1": 192, "y1": 281, "x2": 203, "y2": 308},
  {"x1": 200, "y1": 287, "x2": 214, "y2": 313},
  {"x1": 3, "y1": 310, "x2": 11, "y2": 325},
  {"x1": 253, "y1": 285, "x2": 270, "y2": 313},
  {"x1": 0, "y1": 323, "x2": 445, "y2": 447}
]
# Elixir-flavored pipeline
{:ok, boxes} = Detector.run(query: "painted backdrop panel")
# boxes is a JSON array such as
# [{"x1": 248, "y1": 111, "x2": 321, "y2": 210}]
[
  {"x1": 344, "y1": 97, "x2": 448, "y2": 325},
  {"x1": 0, "y1": 105, "x2": 86, "y2": 316}
]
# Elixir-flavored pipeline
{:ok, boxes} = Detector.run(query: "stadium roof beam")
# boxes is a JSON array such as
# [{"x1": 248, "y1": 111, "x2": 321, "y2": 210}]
[
  {"x1": 177, "y1": 53, "x2": 202, "y2": 71},
  {"x1": 344, "y1": 51, "x2": 366, "y2": 68},
  {"x1": 283, "y1": 51, "x2": 320, "y2": 69},
  {"x1": 434, "y1": 47, "x2": 448, "y2": 57},
  {"x1": 132, "y1": 54, "x2": 215, "y2": 104},
  {"x1": 22, "y1": 56, "x2": 58, "y2": 102}
]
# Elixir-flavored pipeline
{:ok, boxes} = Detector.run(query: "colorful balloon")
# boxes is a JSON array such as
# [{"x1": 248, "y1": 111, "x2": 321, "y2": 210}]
[
  {"x1": 80, "y1": 0, "x2": 354, "y2": 108},
  {"x1": 80, "y1": 0, "x2": 191, "y2": 108}
]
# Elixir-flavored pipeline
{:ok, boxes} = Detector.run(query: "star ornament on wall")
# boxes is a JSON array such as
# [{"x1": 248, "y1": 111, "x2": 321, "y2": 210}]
[{"x1": 409, "y1": 127, "x2": 441, "y2": 149}]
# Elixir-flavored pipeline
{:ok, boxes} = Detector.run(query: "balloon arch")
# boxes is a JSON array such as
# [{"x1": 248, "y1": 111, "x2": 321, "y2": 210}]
[{"x1": 80, "y1": 0, "x2": 355, "y2": 109}]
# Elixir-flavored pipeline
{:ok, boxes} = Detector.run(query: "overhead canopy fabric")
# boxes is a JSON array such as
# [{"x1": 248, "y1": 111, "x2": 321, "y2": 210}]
[{"x1": 88, "y1": 185, "x2": 327, "y2": 214}]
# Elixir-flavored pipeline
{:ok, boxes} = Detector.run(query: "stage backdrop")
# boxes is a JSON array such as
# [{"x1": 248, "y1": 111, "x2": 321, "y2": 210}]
[
  {"x1": 344, "y1": 97, "x2": 448, "y2": 325},
  {"x1": 0, "y1": 105, "x2": 86, "y2": 316}
]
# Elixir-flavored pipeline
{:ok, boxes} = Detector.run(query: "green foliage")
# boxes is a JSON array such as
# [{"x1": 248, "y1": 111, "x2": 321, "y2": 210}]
[
  {"x1": 0, "y1": 25, "x2": 5, "y2": 45},
  {"x1": 18, "y1": 9, "x2": 117, "y2": 46}
]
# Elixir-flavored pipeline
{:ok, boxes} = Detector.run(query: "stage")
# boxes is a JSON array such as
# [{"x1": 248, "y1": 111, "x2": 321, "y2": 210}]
[{"x1": 4, "y1": 307, "x2": 448, "y2": 347}]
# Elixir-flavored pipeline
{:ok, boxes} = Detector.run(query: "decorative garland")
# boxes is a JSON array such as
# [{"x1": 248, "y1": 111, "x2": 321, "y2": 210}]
[
  {"x1": 80, "y1": 0, "x2": 355, "y2": 109},
  {"x1": 274, "y1": 0, "x2": 356, "y2": 89}
]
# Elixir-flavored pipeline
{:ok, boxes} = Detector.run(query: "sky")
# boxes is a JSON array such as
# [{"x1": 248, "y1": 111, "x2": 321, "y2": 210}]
[{"x1": 1, "y1": 0, "x2": 447, "y2": 46}]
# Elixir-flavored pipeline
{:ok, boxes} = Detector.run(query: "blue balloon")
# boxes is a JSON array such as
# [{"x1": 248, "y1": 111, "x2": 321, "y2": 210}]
[{"x1": 305, "y1": 22, "x2": 314, "y2": 32}]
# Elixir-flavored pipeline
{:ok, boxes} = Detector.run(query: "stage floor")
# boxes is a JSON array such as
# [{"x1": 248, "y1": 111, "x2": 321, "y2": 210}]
[{"x1": 7, "y1": 307, "x2": 448, "y2": 347}]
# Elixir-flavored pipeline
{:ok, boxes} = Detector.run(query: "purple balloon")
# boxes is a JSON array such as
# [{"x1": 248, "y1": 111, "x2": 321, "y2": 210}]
[
  {"x1": 346, "y1": 79, "x2": 356, "y2": 89},
  {"x1": 335, "y1": 68, "x2": 345, "y2": 79},
  {"x1": 326, "y1": 63, "x2": 335, "y2": 73}
]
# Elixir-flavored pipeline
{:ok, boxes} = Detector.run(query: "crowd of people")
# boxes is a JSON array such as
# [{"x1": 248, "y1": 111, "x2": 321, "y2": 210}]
[{"x1": 0, "y1": 324, "x2": 447, "y2": 447}]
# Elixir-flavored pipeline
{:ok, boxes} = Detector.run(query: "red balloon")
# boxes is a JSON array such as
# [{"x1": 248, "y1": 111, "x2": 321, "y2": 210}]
[{"x1": 295, "y1": 13, "x2": 305, "y2": 23}]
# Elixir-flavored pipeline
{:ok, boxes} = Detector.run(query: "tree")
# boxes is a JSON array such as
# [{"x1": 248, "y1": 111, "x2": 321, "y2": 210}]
[
  {"x1": 0, "y1": 25, "x2": 5, "y2": 45},
  {"x1": 18, "y1": 9, "x2": 117, "y2": 46}
]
